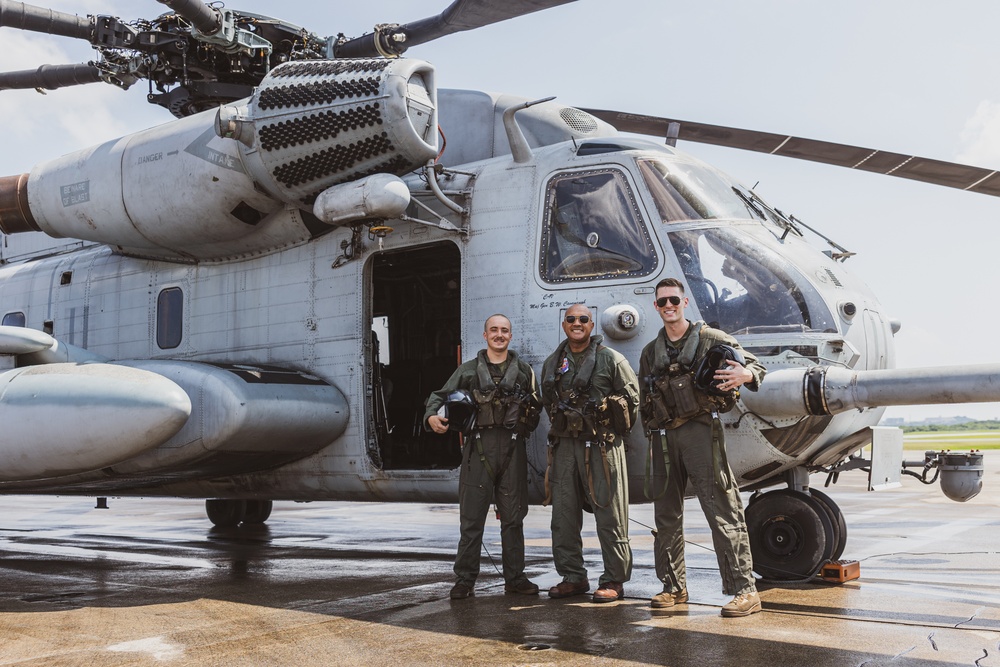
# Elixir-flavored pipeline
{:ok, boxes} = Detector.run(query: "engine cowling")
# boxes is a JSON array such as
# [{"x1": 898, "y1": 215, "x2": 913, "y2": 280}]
[{"x1": 0, "y1": 58, "x2": 437, "y2": 261}]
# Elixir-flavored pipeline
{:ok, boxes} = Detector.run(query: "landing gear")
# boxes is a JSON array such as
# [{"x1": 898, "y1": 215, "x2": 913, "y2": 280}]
[
  {"x1": 808, "y1": 488, "x2": 848, "y2": 561},
  {"x1": 242, "y1": 500, "x2": 273, "y2": 524},
  {"x1": 205, "y1": 499, "x2": 273, "y2": 527},
  {"x1": 746, "y1": 489, "x2": 837, "y2": 580},
  {"x1": 206, "y1": 499, "x2": 245, "y2": 527}
]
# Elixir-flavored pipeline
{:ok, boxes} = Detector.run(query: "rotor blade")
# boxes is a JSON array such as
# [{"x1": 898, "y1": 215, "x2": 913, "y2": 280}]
[
  {"x1": 337, "y1": 0, "x2": 577, "y2": 58},
  {"x1": 0, "y1": 0, "x2": 92, "y2": 40},
  {"x1": 581, "y1": 108, "x2": 1000, "y2": 198},
  {"x1": 156, "y1": 0, "x2": 221, "y2": 35},
  {"x1": 0, "y1": 63, "x2": 101, "y2": 91},
  {"x1": 402, "y1": 0, "x2": 577, "y2": 46}
]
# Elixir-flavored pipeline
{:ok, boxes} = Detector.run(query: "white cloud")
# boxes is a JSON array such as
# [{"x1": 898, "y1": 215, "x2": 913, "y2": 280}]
[
  {"x1": 956, "y1": 100, "x2": 1000, "y2": 167},
  {"x1": 0, "y1": 31, "x2": 163, "y2": 171}
]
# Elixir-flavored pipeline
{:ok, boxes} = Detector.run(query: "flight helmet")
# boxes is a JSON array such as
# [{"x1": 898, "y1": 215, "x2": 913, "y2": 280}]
[
  {"x1": 438, "y1": 389, "x2": 477, "y2": 434},
  {"x1": 694, "y1": 344, "x2": 746, "y2": 396}
]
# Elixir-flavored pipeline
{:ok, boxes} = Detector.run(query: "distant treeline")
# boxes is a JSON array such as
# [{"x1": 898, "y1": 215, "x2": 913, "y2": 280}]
[{"x1": 902, "y1": 420, "x2": 1000, "y2": 433}]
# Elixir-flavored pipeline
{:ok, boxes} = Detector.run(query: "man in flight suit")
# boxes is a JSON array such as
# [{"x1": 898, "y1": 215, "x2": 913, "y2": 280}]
[
  {"x1": 541, "y1": 303, "x2": 639, "y2": 603},
  {"x1": 425, "y1": 314, "x2": 541, "y2": 600},
  {"x1": 639, "y1": 278, "x2": 766, "y2": 617}
]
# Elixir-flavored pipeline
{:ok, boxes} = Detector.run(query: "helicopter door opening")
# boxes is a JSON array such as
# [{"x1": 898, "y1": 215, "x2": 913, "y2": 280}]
[{"x1": 368, "y1": 242, "x2": 462, "y2": 471}]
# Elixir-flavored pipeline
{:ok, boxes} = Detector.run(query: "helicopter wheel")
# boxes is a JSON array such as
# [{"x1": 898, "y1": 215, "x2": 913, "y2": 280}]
[
  {"x1": 205, "y1": 499, "x2": 247, "y2": 528},
  {"x1": 242, "y1": 500, "x2": 273, "y2": 525},
  {"x1": 745, "y1": 489, "x2": 834, "y2": 580},
  {"x1": 808, "y1": 488, "x2": 847, "y2": 561}
]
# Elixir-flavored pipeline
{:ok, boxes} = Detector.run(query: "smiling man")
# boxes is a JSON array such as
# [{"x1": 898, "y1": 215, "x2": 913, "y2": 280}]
[
  {"x1": 540, "y1": 303, "x2": 639, "y2": 603},
  {"x1": 425, "y1": 314, "x2": 541, "y2": 600},
  {"x1": 639, "y1": 278, "x2": 766, "y2": 617}
]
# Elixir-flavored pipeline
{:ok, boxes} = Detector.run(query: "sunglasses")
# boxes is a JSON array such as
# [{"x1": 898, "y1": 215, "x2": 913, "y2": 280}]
[
  {"x1": 656, "y1": 295, "x2": 682, "y2": 308},
  {"x1": 564, "y1": 315, "x2": 591, "y2": 324}
]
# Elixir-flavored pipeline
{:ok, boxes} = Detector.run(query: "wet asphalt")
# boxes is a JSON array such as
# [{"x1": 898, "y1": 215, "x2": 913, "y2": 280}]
[{"x1": 1, "y1": 456, "x2": 999, "y2": 666}]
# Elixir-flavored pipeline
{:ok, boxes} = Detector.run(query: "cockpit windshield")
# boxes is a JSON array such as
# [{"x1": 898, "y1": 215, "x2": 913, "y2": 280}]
[
  {"x1": 638, "y1": 159, "x2": 763, "y2": 223},
  {"x1": 666, "y1": 226, "x2": 837, "y2": 334}
]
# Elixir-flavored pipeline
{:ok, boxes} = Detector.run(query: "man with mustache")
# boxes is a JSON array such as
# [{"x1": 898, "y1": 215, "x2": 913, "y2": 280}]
[
  {"x1": 541, "y1": 303, "x2": 639, "y2": 603},
  {"x1": 426, "y1": 314, "x2": 542, "y2": 600}
]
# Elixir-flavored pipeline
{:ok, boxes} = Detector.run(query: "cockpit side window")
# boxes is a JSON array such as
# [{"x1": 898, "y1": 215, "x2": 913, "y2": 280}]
[{"x1": 540, "y1": 169, "x2": 657, "y2": 282}]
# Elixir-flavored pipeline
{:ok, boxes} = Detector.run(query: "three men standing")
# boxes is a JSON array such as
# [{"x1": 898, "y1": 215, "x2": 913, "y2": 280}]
[
  {"x1": 540, "y1": 303, "x2": 639, "y2": 603},
  {"x1": 425, "y1": 314, "x2": 542, "y2": 600},
  {"x1": 426, "y1": 287, "x2": 765, "y2": 616},
  {"x1": 639, "y1": 278, "x2": 766, "y2": 617}
]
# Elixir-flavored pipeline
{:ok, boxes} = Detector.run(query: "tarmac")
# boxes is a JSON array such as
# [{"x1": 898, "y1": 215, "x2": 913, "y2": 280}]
[{"x1": 1, "y1": 456, "x2": 999, "y2": 666}]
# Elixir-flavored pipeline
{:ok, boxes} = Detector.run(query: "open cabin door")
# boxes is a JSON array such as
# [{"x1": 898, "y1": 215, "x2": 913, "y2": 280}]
[{"x1": 367, "y1": 242, "x2": 463, "y2": 470}]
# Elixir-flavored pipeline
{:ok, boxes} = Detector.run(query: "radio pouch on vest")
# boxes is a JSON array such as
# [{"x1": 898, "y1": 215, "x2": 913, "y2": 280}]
[
  {"x1": 543, "y1": 337, "x2": 602, "y2": 439},
  {"x1": 599, "y1": 393, "x2": 632, "y2": 436},
  {"x1": 666, "y1": 374, "x2": 701, "y2": 420}
]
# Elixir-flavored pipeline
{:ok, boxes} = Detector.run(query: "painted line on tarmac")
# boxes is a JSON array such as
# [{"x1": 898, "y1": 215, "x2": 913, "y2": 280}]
[{"x1": 0, "y1": 537, "x2": 217, "y2": 569}]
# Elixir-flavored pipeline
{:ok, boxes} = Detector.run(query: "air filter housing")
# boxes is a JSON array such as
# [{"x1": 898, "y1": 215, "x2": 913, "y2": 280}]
[{"x1": 226, "y1": 58, "x2": 438, "y2": 205}]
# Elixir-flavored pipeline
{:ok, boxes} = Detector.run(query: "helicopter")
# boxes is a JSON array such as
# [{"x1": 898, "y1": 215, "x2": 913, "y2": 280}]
[{"x1": 0, "y1": 0, "x2": 999, "y2": 581}]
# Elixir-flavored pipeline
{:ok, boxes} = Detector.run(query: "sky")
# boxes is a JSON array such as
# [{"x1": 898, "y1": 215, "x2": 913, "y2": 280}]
[{"x1": 1, "y1": 0, "x2": 999, "y2": 422}]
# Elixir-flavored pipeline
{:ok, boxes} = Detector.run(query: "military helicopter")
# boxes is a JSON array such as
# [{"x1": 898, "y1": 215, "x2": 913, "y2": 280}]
[{"x1": 0, "y1": 0, "x2": 998, "y2": 581}]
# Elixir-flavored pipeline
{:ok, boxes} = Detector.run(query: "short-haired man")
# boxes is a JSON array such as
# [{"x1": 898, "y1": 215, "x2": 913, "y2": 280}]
[
  {"x1": 541, "y1": 303, "x2": 639, "y2": 603},
  {"x1": 425, "y1": 314, "x2": 542, "y2": 599},
  {"x1": 639, "y1": 278, "x2": 766, "y2": 617}
]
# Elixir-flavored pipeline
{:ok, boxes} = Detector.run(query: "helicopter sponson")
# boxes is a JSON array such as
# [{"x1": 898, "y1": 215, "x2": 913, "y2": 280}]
[{"x1": 0, "y1": 58, "x2": 437, "y2": 262}]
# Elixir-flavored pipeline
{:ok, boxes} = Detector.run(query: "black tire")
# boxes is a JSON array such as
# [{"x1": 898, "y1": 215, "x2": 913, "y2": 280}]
[
  {"x1": 746, "y1": 489, "x2": 833, "y2": 580},
  {"x1": 808, "y1": 488, "x2": 848, "y2": 561},
  {"x1": 205, "y1": 499, "x2": 246, "y2": 527},
  {"x1": 242, "y1": 500, "x2": 273, "y2": 524}
]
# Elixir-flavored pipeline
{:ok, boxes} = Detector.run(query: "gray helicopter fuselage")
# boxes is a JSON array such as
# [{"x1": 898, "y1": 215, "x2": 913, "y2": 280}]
[{"x1": 0, "y1": 88, "x2": 897, "y2": 503}]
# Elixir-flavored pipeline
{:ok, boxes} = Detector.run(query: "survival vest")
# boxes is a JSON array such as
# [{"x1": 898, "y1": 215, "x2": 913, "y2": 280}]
[
  {"x1": 543, "y1": 337, "x2": 631, "y2": 442},
  {"x1": 641, "y1": 322, "x2": 737, "y2": 431},
  {"x1": 471, "y1": 350, "x2": 541, "y2": 436}
]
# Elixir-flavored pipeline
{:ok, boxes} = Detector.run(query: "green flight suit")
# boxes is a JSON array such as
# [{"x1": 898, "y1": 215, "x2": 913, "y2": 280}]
[
  {"x1": 424, "y1": 349, "x2": 539, "y2": 588},
  {"x1": 639, "y1": 321, "x2": 766, "y2": 596},
  {"x1": 541, "y1": 335, "x2": 639, "y2": 586}
]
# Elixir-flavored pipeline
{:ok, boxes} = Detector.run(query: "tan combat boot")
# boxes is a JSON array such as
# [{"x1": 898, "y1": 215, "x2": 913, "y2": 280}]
[
  {"x1": 721, "y1": 590, "x2": 761, "y2": 617},
  {"x1": 650, "y1": 589, "x2": 689, "y2": 608}
]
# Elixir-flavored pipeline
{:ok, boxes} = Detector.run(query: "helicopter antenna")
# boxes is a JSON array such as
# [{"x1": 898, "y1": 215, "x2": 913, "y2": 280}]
[
  {"x1": 665, "y1": 121, "x2": 679, "y2": 147},
  {"x1": 788, "y1": 214, "x2": 855, "y2": 261}
]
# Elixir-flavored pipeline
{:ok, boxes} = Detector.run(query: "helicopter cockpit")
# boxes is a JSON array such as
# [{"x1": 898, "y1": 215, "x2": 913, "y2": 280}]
[
  {"x1": 537, "y1": 150, "x2": 839, "y2": 336},
  {"x1": 636, "y1": 157, "x2": 838, "y2": 335}
]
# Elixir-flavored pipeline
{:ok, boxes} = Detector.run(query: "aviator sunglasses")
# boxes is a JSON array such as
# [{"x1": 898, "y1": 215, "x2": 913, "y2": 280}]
[
  {"x1": 656, "y1": 295, "x2": 682, "y2": 308},
  {"x1": 564, "y1": 315, "x2": 591, "y2": 324}
]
